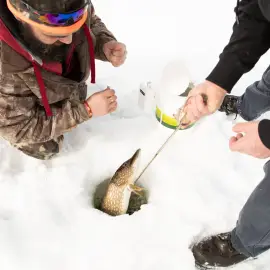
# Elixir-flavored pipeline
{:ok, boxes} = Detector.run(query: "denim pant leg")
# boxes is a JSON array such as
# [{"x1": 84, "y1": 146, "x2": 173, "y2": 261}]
[
  {"x1": 237, "y1": 66, "x2": 270, "y2": 121},
  {"x1": 231, "y1": 160, "x2": 270, "y2": 257}
]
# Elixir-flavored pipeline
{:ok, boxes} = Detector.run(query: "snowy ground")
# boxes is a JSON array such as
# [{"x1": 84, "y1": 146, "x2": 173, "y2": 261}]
[{"x1": 0, "y1": 0, "x2": 270, "y2": 269}]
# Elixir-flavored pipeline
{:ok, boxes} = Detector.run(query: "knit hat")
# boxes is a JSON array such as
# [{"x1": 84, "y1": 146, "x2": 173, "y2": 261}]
[
  {"x1": 7, "y1": 0, "x2": 89, "y2": 35},
  {"x1": 23, "y1": 0, "x2": 88, "y2": 13}
]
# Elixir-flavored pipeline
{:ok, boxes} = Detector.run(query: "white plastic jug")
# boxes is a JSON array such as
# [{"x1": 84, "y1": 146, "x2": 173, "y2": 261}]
[
  {"x1": 155, "y1": 60, "x2": 193, "y2": 129},
  {"x1": 138, "y1": 81, "x2": 156, "y2": 114},
  {"x1": 160, "y1": 60, "x2": 190, "y2": 95}
]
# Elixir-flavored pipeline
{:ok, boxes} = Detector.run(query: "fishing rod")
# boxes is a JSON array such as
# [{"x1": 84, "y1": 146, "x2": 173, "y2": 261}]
[{"x1": 134, "y1": 93, "x2": 208, "y2": 184}]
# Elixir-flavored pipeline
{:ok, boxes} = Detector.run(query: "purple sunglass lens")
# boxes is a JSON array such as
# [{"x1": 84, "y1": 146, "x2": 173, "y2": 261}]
[{"x1": 45, "y1": 8, "x2": 85, "y2": 25}]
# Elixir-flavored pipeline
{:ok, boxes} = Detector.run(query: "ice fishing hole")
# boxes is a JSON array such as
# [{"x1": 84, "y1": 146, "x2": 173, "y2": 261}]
[{"x1": 93, "y1": 178, "x2": 149, "y2": 216}]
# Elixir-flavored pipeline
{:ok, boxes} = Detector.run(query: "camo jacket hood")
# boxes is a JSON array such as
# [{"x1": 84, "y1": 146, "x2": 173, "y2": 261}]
[{"x1": 0, "y1": 0, "x2": 116, "y2": 146}]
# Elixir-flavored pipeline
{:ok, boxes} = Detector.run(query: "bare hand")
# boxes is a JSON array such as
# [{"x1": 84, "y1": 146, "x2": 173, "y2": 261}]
[
  {"x1": 86, "y1": 87, "x2": 117, "y2": 116},
  {"x1": 229, "y1": 121, "x2": 270, "y2": 159},
  {"x1": 103, "y1": 41, "x2": 127, "y2": 67},
  {"x1": 183, "y1": 80, "x2": 227, "y2": 123}
]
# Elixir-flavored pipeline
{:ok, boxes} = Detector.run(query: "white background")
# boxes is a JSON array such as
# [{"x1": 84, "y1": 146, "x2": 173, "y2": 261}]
[{"x1": 0, "y1": 0, "x2": 270, "y2": 269}]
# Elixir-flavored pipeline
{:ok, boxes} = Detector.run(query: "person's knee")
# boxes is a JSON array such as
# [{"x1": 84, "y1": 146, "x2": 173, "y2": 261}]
[
  {"x1": 14, "y1": 135, "x2": 64, "y2": 160},
  {"x1": 233, "y1": 161, "x2": 270, "y2": 257},
  {"x1": 263, "y1": 159, "x2": 270, "y2": 172}
]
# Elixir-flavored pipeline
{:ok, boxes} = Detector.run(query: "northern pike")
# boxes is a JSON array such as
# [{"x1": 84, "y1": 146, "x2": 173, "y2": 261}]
[{"x1": 100, "y1": 149, "x2": 144, "y2": 216}]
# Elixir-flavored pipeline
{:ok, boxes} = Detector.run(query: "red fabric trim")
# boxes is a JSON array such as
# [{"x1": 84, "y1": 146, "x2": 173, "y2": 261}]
[
  {"x1": 65, "y1": 43, "x2": 75, "y2": 74},
  {"x1": 0, "y1": 19, "x2": 32, "y2": 61},
  {"x1": 32, "y1": 62, "x2": 52, "y2": 117},
  {"x1": 83, "y1": 24, "x2": 95, "y2": 83},
  {"x1": 0, "y1": 18, "x2": 62, "y2": 75}
]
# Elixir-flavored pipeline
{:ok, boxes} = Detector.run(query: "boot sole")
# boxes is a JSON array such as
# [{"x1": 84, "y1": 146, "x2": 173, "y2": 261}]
[{"x1": 195, "y1": 257, "x2": 257, "y2": 270}]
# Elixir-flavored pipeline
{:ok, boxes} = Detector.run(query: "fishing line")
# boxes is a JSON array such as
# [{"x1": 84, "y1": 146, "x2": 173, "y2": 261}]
[{"x1": 134, "y1": 93, "x2": 208, "y2": 184}]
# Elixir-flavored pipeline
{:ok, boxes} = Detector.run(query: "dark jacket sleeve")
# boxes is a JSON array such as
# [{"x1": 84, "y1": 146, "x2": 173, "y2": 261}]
[{"x1": 206, "y1": 0, "x2": 270, "y2": 92}]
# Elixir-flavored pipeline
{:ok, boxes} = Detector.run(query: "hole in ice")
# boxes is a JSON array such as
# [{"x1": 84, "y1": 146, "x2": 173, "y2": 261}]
[{"x1": 92, "y1": 178, "x2": 149, "y2": 216}]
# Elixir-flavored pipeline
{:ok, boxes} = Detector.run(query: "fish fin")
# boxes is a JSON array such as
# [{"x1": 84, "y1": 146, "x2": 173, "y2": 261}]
[{"x1": 128, "y1": 184, "x2": 145, "y2": 197}]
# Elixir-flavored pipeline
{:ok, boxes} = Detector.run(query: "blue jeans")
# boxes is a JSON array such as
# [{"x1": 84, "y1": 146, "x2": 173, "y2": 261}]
[
  {"x1": 236, "y1": 66, "x2": 270, "y2": 121},
  {"x1": 231, "y1": 160, "x2": 270, "y2": 257},
  {"x1": 231, "y1": 66, "x2": 270, "y2": 257}
]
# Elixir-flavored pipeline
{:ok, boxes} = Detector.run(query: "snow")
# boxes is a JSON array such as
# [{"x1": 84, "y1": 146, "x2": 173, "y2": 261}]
[{"x1": 0, "y1": 0, "x2": 270, "y2": 269}]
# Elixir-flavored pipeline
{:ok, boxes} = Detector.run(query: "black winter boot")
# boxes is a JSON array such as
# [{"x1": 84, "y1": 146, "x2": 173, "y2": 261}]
[
  {"x1": 218, "y1": 95, "x2": 239, "y2": 117},
  {"x1": 191, "y1": 232, "x2": 250, "y2": 269}
]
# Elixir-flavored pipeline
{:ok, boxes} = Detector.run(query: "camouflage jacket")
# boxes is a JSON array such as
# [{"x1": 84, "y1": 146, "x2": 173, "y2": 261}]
[{"x1": 0, "y1": 1, "x2": 116, "y2": 146}]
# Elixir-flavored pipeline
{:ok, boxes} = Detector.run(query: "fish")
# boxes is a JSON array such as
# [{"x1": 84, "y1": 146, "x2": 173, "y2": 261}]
[{"x1": 100, "y1": 149, "x2": 145, "y2": 216}]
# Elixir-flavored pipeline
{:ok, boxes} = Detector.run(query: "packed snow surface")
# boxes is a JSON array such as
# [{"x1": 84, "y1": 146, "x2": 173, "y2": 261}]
[{"x1": 0, "y1": 0, "x2": 270, "y2": 269}]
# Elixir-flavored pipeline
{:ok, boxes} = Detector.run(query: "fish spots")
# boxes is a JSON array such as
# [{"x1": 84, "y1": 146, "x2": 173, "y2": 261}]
[{"x1": 100, "y1": 149, "x2": 140, "y2": 216}]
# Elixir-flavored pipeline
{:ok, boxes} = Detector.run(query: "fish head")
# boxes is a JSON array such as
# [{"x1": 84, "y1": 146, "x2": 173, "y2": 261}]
[
  {"x1": 128, "y1": 148, "x2": 141, "y2": 168},
  {"x1": 111, "y1": 149, "x2": 141, "y2": 186}
]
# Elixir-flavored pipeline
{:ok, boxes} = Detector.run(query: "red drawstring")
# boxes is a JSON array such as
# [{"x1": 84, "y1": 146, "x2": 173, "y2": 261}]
[
  {"x1": 83, "y1": 24, "x2": 96, "y2": 84},
  {"x1": 32, "y1": 61, "x2": 52, "y2": 117}
]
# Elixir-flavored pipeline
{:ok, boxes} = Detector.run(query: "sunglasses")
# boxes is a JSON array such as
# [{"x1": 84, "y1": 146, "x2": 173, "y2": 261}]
[{"x1": 9, "y1": 0, "x2": 90, "y2": 27}]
